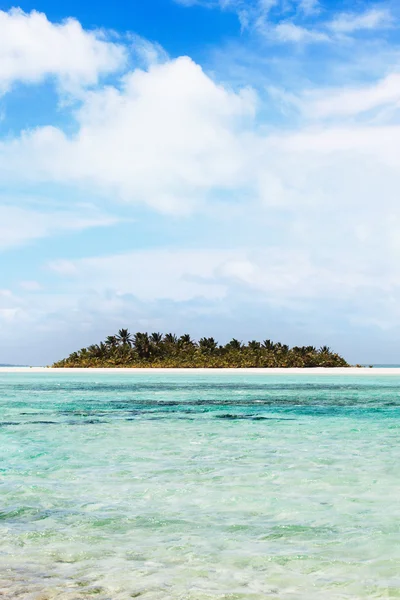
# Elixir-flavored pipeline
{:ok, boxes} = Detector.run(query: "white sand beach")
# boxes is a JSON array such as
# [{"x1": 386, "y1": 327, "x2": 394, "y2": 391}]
[{"x1": 1, "y1": 367, "x2": 400, "y2": 375}]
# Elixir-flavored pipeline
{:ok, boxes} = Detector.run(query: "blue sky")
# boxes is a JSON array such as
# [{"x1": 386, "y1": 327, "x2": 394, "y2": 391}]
[{"x1": 1, "y1": 0, "x2": 400, "y2": 364}]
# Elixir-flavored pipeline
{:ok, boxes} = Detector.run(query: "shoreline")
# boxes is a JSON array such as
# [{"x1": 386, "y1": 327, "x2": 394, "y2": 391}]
[{"x1": 1, "y1": 366, "x2": 400, "y2": 375}]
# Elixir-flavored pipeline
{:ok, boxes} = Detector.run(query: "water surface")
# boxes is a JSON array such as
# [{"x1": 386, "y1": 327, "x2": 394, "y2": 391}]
[{"x1": 1, "y1": 372, "x2": 399, "y2": 599}]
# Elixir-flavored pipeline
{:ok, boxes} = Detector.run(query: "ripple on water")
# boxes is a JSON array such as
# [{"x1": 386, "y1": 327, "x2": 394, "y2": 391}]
[{"x1": 1, "y1": 372, "x2": 400, "y2": 599}]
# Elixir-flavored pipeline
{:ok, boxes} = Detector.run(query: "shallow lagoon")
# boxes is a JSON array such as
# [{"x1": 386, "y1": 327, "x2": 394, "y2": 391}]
[{"x1": 1, "y1": 372, "x2": 400, "y2": 599}]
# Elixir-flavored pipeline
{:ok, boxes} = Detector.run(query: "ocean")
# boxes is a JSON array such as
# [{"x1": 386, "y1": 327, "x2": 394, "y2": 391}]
[{"x1": 1, "y1": 371, "x2": 399, "y2": 599}]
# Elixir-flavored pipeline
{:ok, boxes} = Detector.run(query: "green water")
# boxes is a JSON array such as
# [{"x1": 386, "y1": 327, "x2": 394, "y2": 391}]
[{"x1": 0, "y1": 372, "x2": 399, "y2": 599}]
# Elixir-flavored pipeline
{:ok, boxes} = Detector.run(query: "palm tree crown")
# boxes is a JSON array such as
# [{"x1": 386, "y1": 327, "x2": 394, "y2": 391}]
[{"x1": 116, "y1": 329, "x2": 133, "y2": 347}]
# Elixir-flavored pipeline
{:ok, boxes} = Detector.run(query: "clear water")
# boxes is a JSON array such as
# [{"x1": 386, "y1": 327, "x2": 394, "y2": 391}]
[{"x1": 1, "y1": 372, "x2": 400, "y2": 599}]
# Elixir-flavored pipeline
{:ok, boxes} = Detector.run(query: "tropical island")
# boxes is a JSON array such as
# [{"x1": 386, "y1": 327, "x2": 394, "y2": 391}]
[{"x1": 53, "y1": 330, "x2": 349, "y2": 368}]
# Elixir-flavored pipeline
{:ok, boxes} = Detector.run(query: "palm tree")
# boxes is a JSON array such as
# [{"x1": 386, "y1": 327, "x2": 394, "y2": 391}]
[
  {"x1": 105, "y1": 335, "x2": 118, "y2": 349},
  {"x1": 116, "y1": 329, "x2": 133, "y2": 347},
  {"x1": 248, "y1": 340, "x2": 261, "y2": 351},
  {"x1": 149, "y1": 332, "x2": 163, "y2": 358},
  {"x1": 164, "y1": 333, "x2": 178, "y2": 345},
  {"x1": 199, "y1": 337, "x2": 218, "y2": 354},
  {"x1": 262, "y1": 339, "x2": 275, "y2": 351},
  {"x1": 150, "y1": 332, "x2": 163, "y2": 345},
  {"x1": 226, "y1": 338, "x2": 243, "y2": 350},
  {"x1": 98, "y1": 342, "x2": 108, "y2": 357},
  {"x1": 134, "y1": 332, "x2": 151, "y2": 359},
  {"x1": 292, "y1": 346, "x2": 305, "y2": 355},
  {"x1": 179, "y1": 334, "x2": 195, "y2": 346},
  {"x1": 319, "y1": 345, "x2": 331, "y2": 353}
]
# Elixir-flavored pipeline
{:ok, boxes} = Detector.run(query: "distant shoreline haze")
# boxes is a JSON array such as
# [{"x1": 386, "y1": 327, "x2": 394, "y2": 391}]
[{"x1": 53, "y1": 329, "x2": 349, "y2": 368}]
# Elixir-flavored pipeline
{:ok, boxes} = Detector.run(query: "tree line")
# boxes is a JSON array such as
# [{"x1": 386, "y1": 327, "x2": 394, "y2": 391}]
[{"x1": 53, "y1": 329, "x2": 349, "y2": 368}]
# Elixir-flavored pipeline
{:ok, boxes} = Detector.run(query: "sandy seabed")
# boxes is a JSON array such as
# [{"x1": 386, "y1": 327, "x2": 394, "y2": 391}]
[
  {"x1": 1, "y1": 366, "x2": 400, "y2": 375},
  {"x1": 2, "y1": 372, "x2": 400, "y2": 599}
]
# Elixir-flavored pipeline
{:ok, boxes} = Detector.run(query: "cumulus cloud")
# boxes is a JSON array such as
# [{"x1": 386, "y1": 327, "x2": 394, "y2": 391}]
[
  {"x1": 0, "y1": 8, "x2": 126, "y2": 94},
  {"x1": 131, "y1": 35, "x2": 169, "y2": 68},
  {"x1": 1, "y1": 51, "x2": 400, "y2": 235},
  {"x1": 0, "y1": 57, "x2": 256, "y2": 214}
]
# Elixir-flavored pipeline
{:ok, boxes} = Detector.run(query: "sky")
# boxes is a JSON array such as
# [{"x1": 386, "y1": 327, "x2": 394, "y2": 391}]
[{"x1": 1, "y1": 0, "x2": 400, "y2": 365}]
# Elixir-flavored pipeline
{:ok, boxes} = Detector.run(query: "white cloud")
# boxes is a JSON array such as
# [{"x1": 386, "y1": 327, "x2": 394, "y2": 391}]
[
  {"x1": 48, "y1": 249, "x2": 234, "y2": 301},
  {"x1": 0, "y1": 8, "x2": 126, "y2": 94},
  {"x1": 0, "y1": 290, "x2": 24, "y2": 323},
  {"x1": 1, "y1": 54, "x2": 400, "y2": 238},
  {"x1": 0, "y1": 204, "x2": 118, "y2": 250},
  {"x1": 329, "y1": 8, "x2": 393, "y2": 34},
  {"x1": 174, "y1": 0, "x2": 237, "y2": 7},
  {"x1": 259, "y1": 8, "x2": 393, "y2": 44},
  {"x1": 298, "y1": 0, "x2": 320, "y2": 16},
  {"x1": 19, "y1": 281, "x2": 42, "y2": 291},
  {"x1": 4, "y1": 230, "x2": 400, "y2": 364},
  {"x1": 174, "y1": 0, "x2": 394, "y2": 45},
  {"x1": 173, "y1": 0, "x2": 216, "y2": 5},
  {"x1": 174, "y1": 0, "x2": 319, "y2": 16},
  {"x1": 1, "y1": 49, "x2": 400, "y2": 248},
  {"x1": 273, "y1": 22, "x2": 328, "y2": 43},
  {"x1": 131, "y1": 35, "x2": 169, "y2": 68},
  {"x1": 46, "y1": 238, "x2": 400, "y2": 310},
  {"x1": 0, "y1": 57, "x2": 256, "y2": 214},
  {"x1": 301, "y1": 73, "x2": 400, "y2": 119}
]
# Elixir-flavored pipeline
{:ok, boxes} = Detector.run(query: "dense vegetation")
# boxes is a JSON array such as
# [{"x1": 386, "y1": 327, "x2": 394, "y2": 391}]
[{"x1": 53, "y1": 329, "x2": 349, "y2": 368}]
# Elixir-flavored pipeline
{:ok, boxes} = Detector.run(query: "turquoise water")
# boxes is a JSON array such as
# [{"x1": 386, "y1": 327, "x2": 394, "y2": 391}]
[{"x1": 1, "y1": 372, "x2": 400, "y2": 599}]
